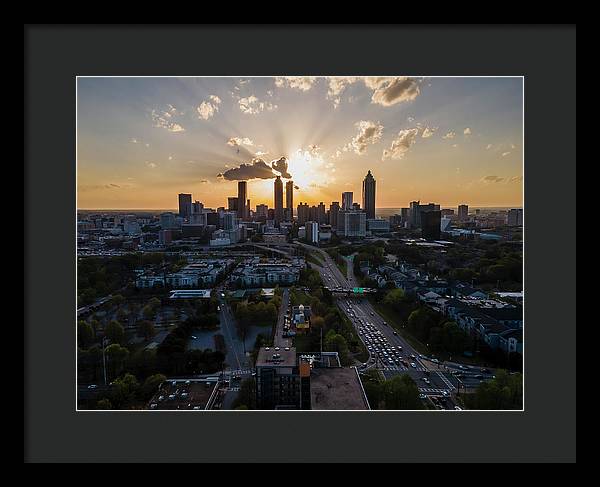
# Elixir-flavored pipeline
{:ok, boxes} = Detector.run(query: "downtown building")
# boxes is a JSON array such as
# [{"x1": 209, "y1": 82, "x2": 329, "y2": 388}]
[
  {"x1": 362, "y1": 170, "x2": 376, "y2": 219},
  {"x1": 338, "y1": 210, "x2": 367, "y2": 237}
]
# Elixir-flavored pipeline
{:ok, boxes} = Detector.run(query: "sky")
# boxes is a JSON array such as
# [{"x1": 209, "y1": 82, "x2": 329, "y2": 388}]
[{"x1": 77, "y1": 76, "x2": 523, "y2": 210}]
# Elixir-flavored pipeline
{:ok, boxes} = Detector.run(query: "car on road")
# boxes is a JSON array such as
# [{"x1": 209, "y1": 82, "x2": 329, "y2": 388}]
[
  {"x1": 422, "y1": 378, "x2": 431, "y2": 385},
  {"x1": 441, "y1": 391, "x2": 449, "y2": 397},
  {"x1": 419, "y1": 393, "x2": 427, "y2": 400},
  {"x1": 410, "y1": 362, "x2": 417, "y2": 368},
  {"x1": 87, "y1": 384, "x2": 98, "y2": 389},
  {"x1": 190, "y1": 335, "x2": 197, "y2": 339},
  {"x1": 392, "y1": 331, "x2": 398, "y2": 335}
]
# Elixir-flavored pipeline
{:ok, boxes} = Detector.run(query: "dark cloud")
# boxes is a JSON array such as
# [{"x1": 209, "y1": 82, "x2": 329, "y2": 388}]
[
  {"x1": 294, "y1": 185, "x2": 300, "y2": 190},
  {"x1": 217, "y1": 158, "x2": 276, "y2": 181},
  {"x1": 271, "y1": 156, "x2": 291, "y2": 178}
]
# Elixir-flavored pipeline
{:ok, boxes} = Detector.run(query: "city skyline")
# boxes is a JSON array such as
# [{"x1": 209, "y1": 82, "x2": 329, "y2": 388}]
[{"x1": 77, "y1": 76, "x2": 523, "y2": 210}]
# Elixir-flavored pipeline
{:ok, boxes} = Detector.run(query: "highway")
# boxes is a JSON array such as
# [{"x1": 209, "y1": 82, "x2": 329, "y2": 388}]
[{"x1": 273, "y1": 288, "x2": 291, "y2": 348}]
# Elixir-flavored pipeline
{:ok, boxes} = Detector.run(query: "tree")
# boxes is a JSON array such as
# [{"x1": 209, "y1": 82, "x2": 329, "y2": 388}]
[
  {"x1": 78, "y1": 320, "x2": 95, "y2": 349},
  {"x1": 137, "y1": 320, "x2": 156, "y2": 341},
  {"x1": 110, "y1": 373, "x2": 140, "y2": 408},
  {"x1": 465, "y1": 371, "x2": 523, "y2": 410},
  {"x1": 232, "y1": 377, "x2": 256, "y2": 410},
  {"x1": 324, "y1": 330, "x2": 350, "y2": 365},
  {"x1": 111, "y1": 294, "x2": 125, "y2": 307},
  {"x1": 382, "y1": 288, "x2": 406, "y2": 312},
  {"x1": 141, "y1": 374, "x2": 166, "y2": 399},
  {"x1": 380, "y1": 374, "x2": 423, "y2": 410},
  {"x1": 96, "y1": 398, "x2": 113, "y2": 409},
  {"x1": 105, "y1": 343, "x2": 129, "y2": 379},
  {"x1": 105, "y1": 320, "x2": 125, "y2": 344}
]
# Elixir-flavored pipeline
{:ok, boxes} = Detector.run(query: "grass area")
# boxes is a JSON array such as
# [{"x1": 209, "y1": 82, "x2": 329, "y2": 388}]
[
  {"x1": 306, "y1": 252, "x2": 324, "y2": 267},
  {"x1": 339, "y1": 309, "x2": 369, "y2": 363}
]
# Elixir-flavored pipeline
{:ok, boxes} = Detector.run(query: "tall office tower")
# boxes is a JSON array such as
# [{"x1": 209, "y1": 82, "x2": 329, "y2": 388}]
[
  {"x1": 458, "y1": 204, "x2": 469, "y2": 221},
  {"x1": 285, "y1": 180, "x2": 294, "y2": 216},
  {"x1": 362, "y1": 170, "x2": 376, "y2": 219},
  {"x1": 237, "y1": 181, "x2": 248, "y2": 220},
  {"x1": 274, "y1": 176, "x2": 284, "y2": 224},
  {"x1": 309, "y1": 205, "x2": 318, "y2": 222},
  {"x1": 421, "y1": 210, "x2": 441, "y2": 240},
  {"x1": 409, "y1": 201, "x2": 420, "y2": 228},
  {"x1": 247, "y1": 199, "x2": 251, "y2": 219},
  {"x1": 192, "y1": 200, "x2": 204, "y2": 214},
  {"x1": 507, "y1": 208, "x2": 523, "y2": 226},
  {"x1": 178, "y1": 193, "x2": 192, "y2": 219},
  {"x1": 441, "y1": 208, "x2": 455, "y2": 217},
  {"x1": 317, "y1": 202, "x2": 326, "y2": 224},
  {"x1": 223, "y1": 211, "x2": 238, "y2": 231},
  {"x1": 400, "y1": 207, "x2": 410, "y2": 224},
  {"x1": 255, "y1": 204, "x2": 268, "y2": 220},
  {"x1": 297, "y1": 202, "x2": 309, "y2": 224},
  {"x1": 329, "y1": 202, "x2": 340, "y2": 229},
  {"x1": 228, "y1": 197, "x2": 239, "y2": 213},
  {"x1": 342, "y1": 192, "x2": 354, "y2": 210},
  {"x1": 305, "y1": 221, "x2": 319, "y2": 244}
]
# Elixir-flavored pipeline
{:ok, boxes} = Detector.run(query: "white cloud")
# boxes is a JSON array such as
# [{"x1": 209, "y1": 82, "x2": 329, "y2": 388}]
[
  {"x1": 238, "y1": 95, "x2": 277, "y2": 115},
  {"x1": 346, "y1": 120, "x2": 384, "y2": 155},
  {"x1": 326, "y1": 77, "x2": 360, "y2": 107},
  {"x1": 227, "y1": 137, "x2": 254, "y2": 147},
  {"x1": 197, "y1": 95, "x2": 222, "y2": 120},
  {"x1": 275, "y1": 76, "x2": 317, "y2": 92},
  {"x1": 129, "y1": 138, "x2": 139, "y2": 144},
  {"x1": 452, "y1": 144, "x2": 459, "y2": 148},
  {"x1": 382, "y1": 125, "x2": 437, "y2": 160},
  {"x1": 364, "y1": 77, "x2": 421, "y2": 106},
  {"x1": 151, "y1": 108, "x2": 186, "y2": 132},
  {"x1": 420, "y1": 126, "x2": 436, "y2": 138},
  {"x1": 382, "y1": 128, "x2": 420, "y2": 160},
  {"x1": 486, "y1": 144, "x2": 493, "y2": 150},
  {"x1": 502, "y1": 151, "x2": 511, "y2": 157},
  {"x1": 442, "y1": 131, "x2": 456, "y2": 139},
  {"x1": 464, "y1": 127, "x2": 472, "y2": 135},
  {"x1": 145, "y1": 161, "x2": 157, "y2": 169}
]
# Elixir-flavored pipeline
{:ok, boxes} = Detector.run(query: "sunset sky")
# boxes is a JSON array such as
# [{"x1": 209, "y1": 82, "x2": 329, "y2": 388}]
[{"x1": 77, "y1": 76, "x2": 523, "y2": 210}]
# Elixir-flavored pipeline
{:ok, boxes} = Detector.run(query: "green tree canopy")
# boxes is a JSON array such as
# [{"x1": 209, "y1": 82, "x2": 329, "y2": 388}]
[
  {"x1": 78, "y1": 320, "x2": 95, "y2": 349},
  {"x1": 105, "y1": 320, "x2": 125, "y2": 344}
]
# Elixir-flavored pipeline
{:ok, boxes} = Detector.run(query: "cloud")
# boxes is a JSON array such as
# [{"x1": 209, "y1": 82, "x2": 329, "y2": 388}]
[
  {"x1": 364, "y1": 77, "x2": 421, "y2": 106},
  {"x1": 442, "y1": 131, "x2": 456, "y2": 139},
  {"x1": 271, "y1": 156, "x2": 292, "y2": 178},
  {"x1": 326, "y1": 77, "x2": 360, "y2": 107},
  {"x1": 509, "y1": 175, "x2": 523, "y2": 183},
  {"x1": 129, "y1": 138, "x2": 139, "y2": 144},
  {"x1": 227, "y1": 137, "x2": 254, "y2": 147},
  {"x1": 275, "y1": 77, "x2": 317, "y2": 91},
  {"x1": 79, "y1": 184, "x2": 122, "y2": 192},
  {"x1": 420, "y1": 126, "x2": 436, "y2": 138},
  {"x1": 200, "y1": 179, "x2": 209, "y2": 184},
  {"x1": 486, "y1": 144, "x2": 493, "y2": 150},
  {"x1": 464, "y1": 127, "x2": 472, "y2": 135},
  {"x1": 145, "y1": 161, "x2": 158, "y2": 168},
  {"x1": 294, "y1": 185, "x2": 300, "y2": 190},
  {"x1": 238, "y1": 95, "x2": 277, "y2": 115},
  {"x1": 452, "y1": 144, "x2": 459, "y2": 148},
  {"x1": 151, "y1": 108, "x2": 186, "y2": 132},
  {"x1": 217, "y1": 158, "x2": 277, "y2": 181},
  {"x1": 347, "y1": 120, "x2": 384, "y2": 155},
  {"x1": 481, "y1": 175, "x2": 505, "y2": 183},
  {"x1": 197, "y1": 95, "x2": 221, "y2": 120},
  {"x1": 382, "y1": 128, "x2": 420, "y2": 160},
  {"x1": 502, "y1": 151, "x2": 511, "y2": 157},
  {"x1": 382, "y1": 125, "x2": 436, "y2": 160}
]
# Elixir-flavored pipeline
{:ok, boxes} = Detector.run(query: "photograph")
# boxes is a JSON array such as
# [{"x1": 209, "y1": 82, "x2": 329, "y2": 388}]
[{"x1": 76, "y1": 76, "x2": 524, "y2": 411}]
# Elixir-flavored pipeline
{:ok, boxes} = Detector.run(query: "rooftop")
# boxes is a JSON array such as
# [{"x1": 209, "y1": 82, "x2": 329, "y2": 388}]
[
  {"x1": 310, "y1": 368, "x2": 370, "y2": 410},
  {"x1": 256, "y1": 346, "x2": 297, "y2": 367}
]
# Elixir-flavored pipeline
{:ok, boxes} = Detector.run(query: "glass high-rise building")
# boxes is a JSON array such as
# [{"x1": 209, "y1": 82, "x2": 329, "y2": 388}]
[
  {"x1": 342, "y1": 192, "x2": 353, "y2": 210},
  {"x1": 362, "y1": 170, "x2": 376, "y2": 219},
  {"x1": 237, "y1": 181, "x2": 248, "y2": 220},
  {"x1": 285, "y1": 180, "x2": 294, "y2": 218},
  {"x1": 274, "y1": 176, "x2": 284, "y2": 224},
  {"x1": 178, "y1": 193, "x2": 192, "y2": 219}
]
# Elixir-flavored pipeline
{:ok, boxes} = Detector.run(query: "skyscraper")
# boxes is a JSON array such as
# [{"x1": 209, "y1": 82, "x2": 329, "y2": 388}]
[
  {"x1": 285, "y1": 180, "x2": 294, "y2": 218},
  {"x1": 342, "y1": 192, "x2": 353, "y2": 210},
  {"x1": 237, "y1": 181, "x2": 248, "y2": 220},
  {"x1": 362, "y1": 170, "x2": 376, "y2": 219},
  {"x1": 329, "y1": 202, "x2": 340, "y2": 229},
  {"x1": 274, "y1": 176, "x2": 284, "y2": 224},
  {"x1": 228, "y1": 197, "x2": 238, "y2": 213},
  {"x1": 458, "y1": 204, "x2": 469, "y2": 221},
  {"x1": 297, "y1": 202, "x2": 309, "y2": 224},
  {"x1": 317, "y1": 202, "x2": 326, "y2": 224},
  {"x1": 421, "y1": 210, "x2": 441, "y2": 240},
  {"x1": 178, "y1": 193, "x2": 192, "y2": 219}
]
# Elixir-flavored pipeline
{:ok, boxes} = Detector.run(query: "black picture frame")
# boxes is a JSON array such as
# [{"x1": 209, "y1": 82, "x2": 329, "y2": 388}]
[{"x1": 25, "y1": 24, "x2": 576, "y2": 463}]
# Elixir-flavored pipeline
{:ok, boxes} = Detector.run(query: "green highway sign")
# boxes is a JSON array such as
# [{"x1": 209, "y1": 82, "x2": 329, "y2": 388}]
[{"x1": 353, "y1": 287, "x2": 364, "y2": 294}]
